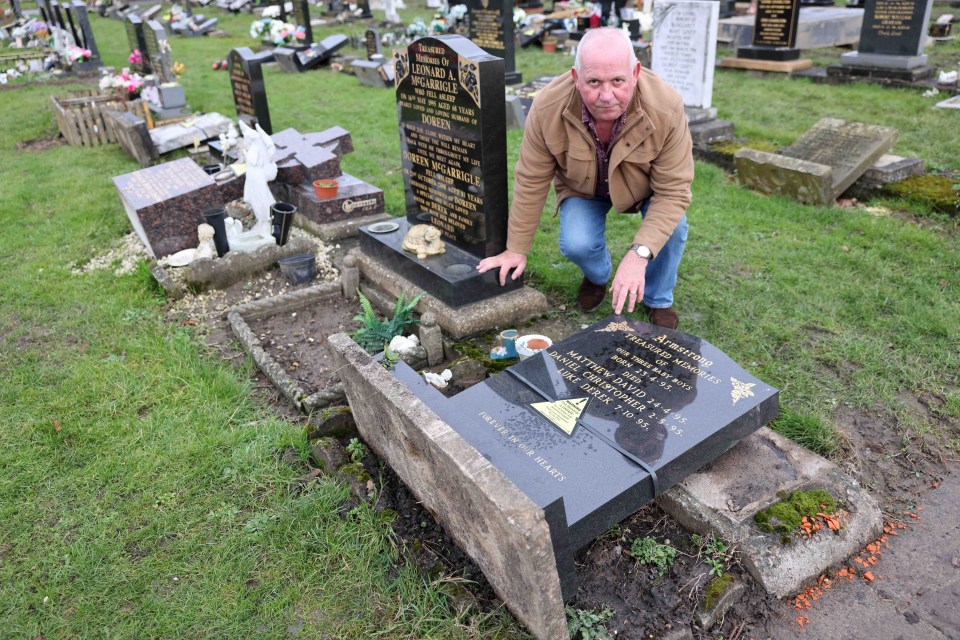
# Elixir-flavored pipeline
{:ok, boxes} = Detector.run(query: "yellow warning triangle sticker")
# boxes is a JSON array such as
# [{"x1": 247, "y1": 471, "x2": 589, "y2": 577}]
[{"x1": 531, "y1": 398, "x2": 588, "y2": 435}]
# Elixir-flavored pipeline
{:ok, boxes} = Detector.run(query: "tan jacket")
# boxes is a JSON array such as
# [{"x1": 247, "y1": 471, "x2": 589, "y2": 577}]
[{"x1": 507, "y1": 69, "x2": 694, "y2": 257}]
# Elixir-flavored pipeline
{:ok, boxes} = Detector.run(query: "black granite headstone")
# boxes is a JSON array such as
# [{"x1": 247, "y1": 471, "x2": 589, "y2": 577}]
[
  {"x1": 291, "y1": 0, "x2": 313, "y2": 46},
  {"x1": 229, "y1": 47, "x2": 272, "y2": 133},
  {"x1": 857, "y1": 0, "x2": 932, "y2": 56},
  {"x1": 125, "y1": 14, "x2": 153, "y2": 74},
  {"x1": 466, "y1": 0, "x2": 522, "y2": 85},
  {"x1": 9, "y1": 0, "x2": 23, "y2": 19},
  {"x1": 393, "y1": 316, "x2": 778, "y2": 590},
  {"x1": 738, "y1": 0, "x2": 802, "y2": 60},
  {"x1": 66, "y1": 1, "x2": 102, "y2": 68},
  {"x1": 364, "y1": 28, "x2": 382, "y2": 59},
  {"x1": 145, "y1": 20, "x2": 174, "y2": 83},
  {"x1": 360, "y1": 35, "x2": 513, "y2": 307}
]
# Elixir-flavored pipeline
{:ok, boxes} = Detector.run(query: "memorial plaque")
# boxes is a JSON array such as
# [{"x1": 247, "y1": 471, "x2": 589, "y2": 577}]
[
  {"x1": 467, "y1": 0, "x2": 522, "y2": 84},
  {"x1": 229, "y1": 47, "x2": 272, "y2": 134},
  {"x1": 125, "y1": 14, "x2": 152, "y2": 73},
  {"x1": 144, "y1": 20, "x2": 173, "y2": 83},
  {"x1": 364, "y1": 28, "x2": 382, "y2": 59},
  {"x1": 651, "y1": 0, "x2": 719, "y2": 110},
  {"x1": 395, "y1": 316, "x2": 778, "y2": 567},
  {"x1": 856, "y1": 0, "x2": 932, "y2": 56},
  {"x1": 291, "y1": 0, "x2": 313, "y2": 45},
  {"x1": 112, "y1": 158, "x2": 222, "y2": 258},
  {"x1": 751, "y1": 0, "x2": 801, "y2": 48}
]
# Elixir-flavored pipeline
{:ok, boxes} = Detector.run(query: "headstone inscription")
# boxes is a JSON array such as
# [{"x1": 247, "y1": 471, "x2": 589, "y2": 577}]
[
  {"x1": 735, "y1": 118, "x2": 898, "y2": 205},
  {"x1": 390, "y1": 316, "x2": 779, "y2": 594},
  {"x1": 741, "y1": 0, "x2": 803, "y2": 60},
  {"x1": 466, "y1": 0, "x2": 522, "y2": 85},
  {"x1": 838, "y1": 0, "x2": 933, "y2": 70},
  {"x1": 359, "y1": 35, "x2": 514, "y2": 307},
  {"x1": 144, "y1": 19, "x2": 173, "y2": 83},
  {"x1": 125, "y1": 14, "x2": 153, "y2": 74},
  {"x1": 291, "y1": 0, "x2": 313, "y2": 46},
  {"x1": 229, "y1": 47, "x2": 272, "y2": 134},
  {"x1": 112, "y1": 158, "x2": 222, "y2": 258},
  {"x1": 651, "y1": 0, "x2": 720, "y2": 110}
]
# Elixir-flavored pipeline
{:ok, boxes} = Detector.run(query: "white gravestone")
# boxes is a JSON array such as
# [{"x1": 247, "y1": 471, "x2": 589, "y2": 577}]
[{"x1": 651, "y1": 0, "x2": 720, "y2": 110}]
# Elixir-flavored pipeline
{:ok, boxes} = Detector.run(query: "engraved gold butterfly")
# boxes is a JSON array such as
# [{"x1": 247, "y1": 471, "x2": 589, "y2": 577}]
[{"x1": 730, "y1": 377, "x2": 755, "y2": 405}]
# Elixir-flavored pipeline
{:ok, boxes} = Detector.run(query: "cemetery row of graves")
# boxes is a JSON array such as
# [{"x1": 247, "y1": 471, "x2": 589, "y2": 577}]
[{"x1": 1, "y1": 0, "x2": 958, "y2": 638}]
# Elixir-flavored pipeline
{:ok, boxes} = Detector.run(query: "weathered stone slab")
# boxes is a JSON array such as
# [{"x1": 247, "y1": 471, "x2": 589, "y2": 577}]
[
  {"x1": 106, "y1": 110, "x2": 158, "y2": 167},
  {"x1": 718, "y1": 7, "x2": 864, "y2": 48},
  {"x1": 657, "y1": 427, "x2": 883, "y2": 598},
  {"x1": 689, "y1": 119, "x2": 735, "y2": 146},
  {"x1": 844, "y1": 153, "x2": 925, "y2": 198},
  {"x1": 149, "y1": 112, "x2": 234, "y2": 154},
  {"x1": 185, "y1": 235, "x2": 315, "y2": 291},
  {"x1": 735, "y1": 148, "x2": 834, "y2": 205},
  {"x1": 651, "y1": 0, "x2": 719, "y2": 109},
  {"x1": 352, "y1": 247, "x2": 548, "y2": 340},
  {"x1": 328, "y1": 333, "x2": 569, "y2": 640}
]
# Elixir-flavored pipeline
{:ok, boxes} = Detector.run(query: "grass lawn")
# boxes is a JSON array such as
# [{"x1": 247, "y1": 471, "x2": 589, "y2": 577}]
[{"x1": 0, "y1": 4, "x2": 958, "y2": 638}]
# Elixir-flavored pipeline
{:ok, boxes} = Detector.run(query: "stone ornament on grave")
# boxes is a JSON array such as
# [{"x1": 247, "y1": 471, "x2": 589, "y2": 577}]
[{"x1": 651, "y1": 0, "x2": 719, "y2": 110}]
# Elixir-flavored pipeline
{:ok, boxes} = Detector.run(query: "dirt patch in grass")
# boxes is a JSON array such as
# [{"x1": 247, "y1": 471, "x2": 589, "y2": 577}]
[{"x1": 16, "y1": 134, "x2": 66, "y2": 152}]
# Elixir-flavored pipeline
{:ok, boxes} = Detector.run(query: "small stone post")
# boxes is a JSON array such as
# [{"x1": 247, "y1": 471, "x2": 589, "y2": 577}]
[
  {"x1": 341, "y1": 252, "x2": 359, "y2": 299},
  {"x1": 418, "y1": 311, "x2": 444, "y2": 366}
]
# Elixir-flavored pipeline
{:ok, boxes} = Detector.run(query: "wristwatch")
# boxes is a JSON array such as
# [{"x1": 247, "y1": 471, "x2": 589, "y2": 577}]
[{"x1": 630, "y1": 243, "x2": 653, "y2": 260}]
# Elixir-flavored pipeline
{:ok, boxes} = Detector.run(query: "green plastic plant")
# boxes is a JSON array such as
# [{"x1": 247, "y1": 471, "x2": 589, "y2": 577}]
[
  {"x1": 630, "y1": 536, "x2": 677, "y2": 575},
  {"x1": 565, "y1": 605, "x2": 614, "y2": 640},
  {"x1": 351, "y1": 289, "x2": 423, "y2": 353}
]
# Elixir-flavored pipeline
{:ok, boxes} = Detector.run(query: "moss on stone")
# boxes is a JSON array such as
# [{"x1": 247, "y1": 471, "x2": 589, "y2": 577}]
[
  {"x1": 702, "y1": 574, "x2": 734, "y2": 611},
  {"x1": 339, "y1": 461, "x2": 370, "y2": 484},
  {"x1": 754, "y1": 489, "x2": 837, "y2": 538},
  {"x1": 711, "y1": 139, "x2": 779, "y2": 156},
  {"x1": 452, "y1": 342, "x2": 515, "y2": 374},
  {"x1": 883, "y1": 175, "x2": 959, "y2": 216}
]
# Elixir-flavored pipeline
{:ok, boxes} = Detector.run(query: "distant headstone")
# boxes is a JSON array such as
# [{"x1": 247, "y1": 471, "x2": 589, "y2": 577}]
[
  {"x1": 740, "y1": 0, "x2": 802, "y2": 60},
  {"x1": 274, "y1": 34, "x2": 348, "y2": 72},
  {"x1": 352, "y1": 58, "x2": 394, "y2": 87},
  {"x1": 229, "y1": 47, "x2": 272, "y2": 134},
  {"x1": 387, "y1": 315, "x2": 778, "y2": 598},
  {"x1": 360, "y1": 34, "x2": 514, "y2": 307},
  {"x1": 125, "y1": 14, "x2": 152, "y2": 74},
  {"x1": 651, "y1": 0, "x2": 720, "y2": 110},
  {"x1": 466, "y1": 0, "x2": 522, "y2": 85},
  {"x1": 65, "y1": 0, "x2": 103, "y2": 69},
  {"x1": 9, "y1": 0, "x2": 23, "y2": 18},
  {"x1": 112, "y1": 158, "x2": 222, "y2": 257},
  {"x1": 364, "y1": 28, "x2": 382, "y2": 59},
  {"x1": 839, "y1": 0, "x2": 933, "y2": 69},
  {"x1": 144, "y1": 20, "x2": 174, "y2": 83},
  {"x1": 735, "y1": 118, "x2": 898, "y2": 205},
  {"x1": 291, "y1": 0, "x2": 313, "y2": 45}
]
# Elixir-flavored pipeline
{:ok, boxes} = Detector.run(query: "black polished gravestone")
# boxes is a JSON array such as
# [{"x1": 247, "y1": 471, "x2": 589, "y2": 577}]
[
  {"x1": 737, "y1": 0, "x2": 803, "y2": 61},
  {"x1": 291, "y1": 0, "x2": 313, "y2": 46},
  {"x1": 144, "y1": 19, "x2": 174, "y2": 83},
  {"x1": 359, "y1": 35, "x2": 514, "y2": 308},
  {"x1": 275, "y1": 33, "x2": 347, "y2": 72},
  {"x1": 364, "y1": 28, "x2": 381, "y2": 59},
  {"x1": 838, "y1": 0, "x2": 933, "y2": 71},
  {"x1": 65, "y1": 0, "x2": 103, "y2": 69},
  {"x1": 125, "y1": 14, "x2": 152, "y2": 74},
  {"x1": 392, "y1": 316, "x2": 778, "y2": 594},
  {"x1": 466, "y1": 0, "x2": 522, "y2": 85},
  {"x1": 229, "y1": 47, "x2": 272, "y2": 133}
]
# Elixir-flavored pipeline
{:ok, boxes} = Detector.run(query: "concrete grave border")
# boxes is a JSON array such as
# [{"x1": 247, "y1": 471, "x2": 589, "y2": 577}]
[
  {"x1": 329, "y1": 333, "x2": 569, "y2": 640},
  {"x1": 229, "y1": 281, "x2": 347, "y2": 412}
]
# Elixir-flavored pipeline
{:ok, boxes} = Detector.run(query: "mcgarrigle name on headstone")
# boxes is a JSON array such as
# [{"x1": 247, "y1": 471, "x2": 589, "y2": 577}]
[{"x1": 394, "y1": 316, "x2": 779, "y2": 589}]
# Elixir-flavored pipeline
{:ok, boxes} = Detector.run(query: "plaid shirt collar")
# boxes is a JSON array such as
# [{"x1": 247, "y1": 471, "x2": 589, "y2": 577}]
[{"x1": 581, "y1": 103, "x2": 626, "y2": 198}]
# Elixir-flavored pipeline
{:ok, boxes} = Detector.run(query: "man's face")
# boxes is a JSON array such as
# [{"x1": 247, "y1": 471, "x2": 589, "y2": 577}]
[{"x1": 573, "y1": 43, "x2": 640, "y2": 125}]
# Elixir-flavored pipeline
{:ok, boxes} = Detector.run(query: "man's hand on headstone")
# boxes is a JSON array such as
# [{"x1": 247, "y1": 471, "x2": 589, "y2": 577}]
[
  {"x1": 611, "y1": 253, "x2": 647, "y2": 315},
  {"x1": 477, "y1": 250, "x2": 527, "y2": 286}
]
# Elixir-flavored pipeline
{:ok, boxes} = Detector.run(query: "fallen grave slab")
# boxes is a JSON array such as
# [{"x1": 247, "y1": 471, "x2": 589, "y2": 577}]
[
  {"x1": 657, "y1": 427, "x2": 883, "y2": 598},
  {"x1": 735, "y1": 118, "x2": 898, "y2": 205}
]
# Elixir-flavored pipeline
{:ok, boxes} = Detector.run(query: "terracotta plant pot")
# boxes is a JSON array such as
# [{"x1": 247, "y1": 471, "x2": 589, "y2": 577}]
[
  {"x1": 542, "y1": 41, "x2": 557, "y2": 53},
  {"x1": 313, "y1": 179, "x2": 339, "y2": 199}
]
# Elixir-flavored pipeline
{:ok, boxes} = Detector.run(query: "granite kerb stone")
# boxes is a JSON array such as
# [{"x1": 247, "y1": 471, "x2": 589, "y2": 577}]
[
  {"x1": 229, "y1": 280, "x2": 346, "y2": 412},
  {"x1": 185, "y1": 235, "x2": 315, "y2": 290},
  {"x1": 328, "y1": 333, "x2": 569, "y2": 640},
  {"x1": 294, "y1": 210, "x2": 391, "y2": 241},
  {"x1": 657, "y1": 427, "x2": 883, "y2": 598}
]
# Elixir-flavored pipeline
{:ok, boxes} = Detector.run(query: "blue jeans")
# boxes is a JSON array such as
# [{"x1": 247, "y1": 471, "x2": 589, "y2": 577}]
[{"x1": 558, "y1": 196, "x2": 688, "y2": 309}]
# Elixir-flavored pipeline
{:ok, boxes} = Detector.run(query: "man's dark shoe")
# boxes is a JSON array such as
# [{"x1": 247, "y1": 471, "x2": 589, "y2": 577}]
[
  {"x1": 648, "y1": 306, "x2": 680, "y2": 330},
  {"x1": 577, "y1": 277, "x2": 606, "y2": 312}
]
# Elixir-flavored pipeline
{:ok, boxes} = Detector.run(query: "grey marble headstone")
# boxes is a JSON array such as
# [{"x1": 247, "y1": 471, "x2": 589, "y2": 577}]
[{"x1": 735, "y1": 118, "x2": 898, "y2": 205}]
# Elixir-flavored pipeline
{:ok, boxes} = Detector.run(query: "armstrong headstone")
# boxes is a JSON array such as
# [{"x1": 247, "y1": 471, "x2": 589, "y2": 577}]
[
  {"x1": 466, "y1": 0, "x2": 522, "y2": 85},
  {"x1": 229, "y1": 47, "x2": 272, "y2": 133},
  {"x1": 359, "y1": 35, "x2": 513, "y2": 307},
  {"x1": 387, "y1": 316, "x2": 778, "y2": 597}
]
